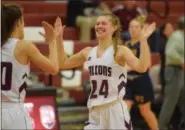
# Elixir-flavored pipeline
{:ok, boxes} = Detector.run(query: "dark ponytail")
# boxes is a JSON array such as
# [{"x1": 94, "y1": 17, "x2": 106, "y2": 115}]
[{"x1": 1, "y1": 4, "x2": 23, "y2": 46}]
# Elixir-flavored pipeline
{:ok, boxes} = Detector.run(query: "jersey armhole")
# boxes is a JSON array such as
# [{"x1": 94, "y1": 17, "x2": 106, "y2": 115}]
[
  {"x1": 85, "y1": 46, "x2": 96, "y2": 61},
  {"x1": 13, "y1": 40, "x2": 30, "y2": 67}
]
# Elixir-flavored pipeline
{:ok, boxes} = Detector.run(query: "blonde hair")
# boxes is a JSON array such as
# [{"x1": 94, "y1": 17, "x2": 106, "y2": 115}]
[
  {"x1": 130, "y1": 16, "x2": 146, "y2": 28},
  {"x1": 136, "y1": 15, "x2": 146, "y2": 24},
  {"x1": 99, "y1": 13, "x2": 122, "y2": 57}
]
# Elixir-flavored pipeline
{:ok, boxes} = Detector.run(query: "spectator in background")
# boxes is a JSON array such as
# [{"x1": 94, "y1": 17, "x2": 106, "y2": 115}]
[
  {"x1": 66, "y1": 0, "x2": 100, "y2": 27},
  {"x1": 124, "y1": 18, "x2": 158, "y2": 130},
  {"x1": 159, "y1": 16, "x2": 184, "y2": 130},
  {"x1": 158, "y1": 23, "x2": 174, "y2": 92},
  {"x1": 112, "y1": 1, "x2": 147, "y2": 42},
  {"x1": 76, "y1": 1, "x2": 111, "y2": 42}
]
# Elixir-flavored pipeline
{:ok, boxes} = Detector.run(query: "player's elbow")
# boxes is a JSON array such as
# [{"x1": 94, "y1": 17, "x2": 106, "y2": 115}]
[
  {"x1": 50, "y1": 66, "x2": 59, "y2": 75},
  {"x1": 59, "y1": 57, "x2": 69, "y2": 70},
  {"x1": 59, "y1": 61, "x2": 75, "y2": 70},
  {"x1": 137, "y1": 65, "x2": 148, "y2": 73},
  {"x1": 137, "y1": 68, "x2": 147, "y2": 73},
  {"x1": 51, "y1": 69, "x2": 59, "y2": 75},
  {"x1": 59, "y1": 64, "x2": 67, "y2": 70},
  {"x1": 137, "y1": 61, "x2": 150, "y2": 73},
  {"x1": 59, "y1": 65, "x2": 73, "y2": 70}
]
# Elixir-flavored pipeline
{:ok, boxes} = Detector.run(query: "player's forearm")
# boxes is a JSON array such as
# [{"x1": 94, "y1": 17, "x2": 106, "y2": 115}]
[
  {"x1": 138, "y1": 38, "x2": 151, "y2": 72},
  {"x1": 56, "y1": 37, "x2": 67, "y2": 68},
  {"x1": 48, "y1": 40, "x2": 59, "y2": 74}
]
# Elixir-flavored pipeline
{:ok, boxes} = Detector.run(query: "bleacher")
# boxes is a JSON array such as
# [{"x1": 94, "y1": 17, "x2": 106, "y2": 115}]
[{"x1": 2, "y1": 0, "x2": 184, "y2": 129}]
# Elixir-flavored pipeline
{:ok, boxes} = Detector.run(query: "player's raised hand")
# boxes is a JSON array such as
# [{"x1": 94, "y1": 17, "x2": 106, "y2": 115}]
[
  {"x1": 140, "y1": 22, "x2": 156, "y2": 40},
  {"x1": 40, "y1": 21, "x2": 57, "y2": 43},
  {"x1": 54, "y1": 17, "x2": 66, "y2": 40}
]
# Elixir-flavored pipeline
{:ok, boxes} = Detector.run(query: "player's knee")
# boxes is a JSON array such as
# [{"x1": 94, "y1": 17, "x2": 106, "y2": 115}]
[
  {"x1": 139, "y1": 104, "x2": 152, "y2": 117},
  {"x1": 84, "y1": 124, "x2": 102, "y2": 130},
  {"x1": 140, "y1": 109, "x2": 151, "y2": 118},
  {"x1": 84, "y1": 125, "x2": 89, "y2": 130},
  {"x1": 124, "y1": 100, "x2": 133, "y2": 111},
  {"x1": 84, "y1": 124, "x2": 92, "y2": 130}
]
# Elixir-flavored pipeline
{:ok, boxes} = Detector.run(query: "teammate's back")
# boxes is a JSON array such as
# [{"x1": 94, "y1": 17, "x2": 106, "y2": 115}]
[
  {"x1": 1, "y1": 4, "x2": 61, "y2": 129},
  {"x1": 1, "y1": 38, "x2": 29, "y2": 103}
]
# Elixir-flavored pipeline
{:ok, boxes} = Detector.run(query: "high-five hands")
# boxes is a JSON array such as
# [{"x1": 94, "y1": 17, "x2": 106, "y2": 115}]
[
  {"x1": 54, "y1": 17, "x2": 66, "y2": 40},
  {"x1": 140, "y1": 22, "x2": 156, "y2": 40},
  {"x1": 39, "y1": 17, "x2": 65, "y2": 42}
]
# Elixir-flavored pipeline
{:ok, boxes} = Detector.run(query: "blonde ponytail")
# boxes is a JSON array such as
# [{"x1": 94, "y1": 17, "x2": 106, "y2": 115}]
[{"x1": 112, "y1": 28, "x2": 121, "y2": 57}]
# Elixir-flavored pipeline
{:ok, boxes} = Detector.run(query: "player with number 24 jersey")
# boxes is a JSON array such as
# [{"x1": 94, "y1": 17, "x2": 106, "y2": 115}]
[{"x1": 87, "y1": 45, "x2": 127, "y2": 108}]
